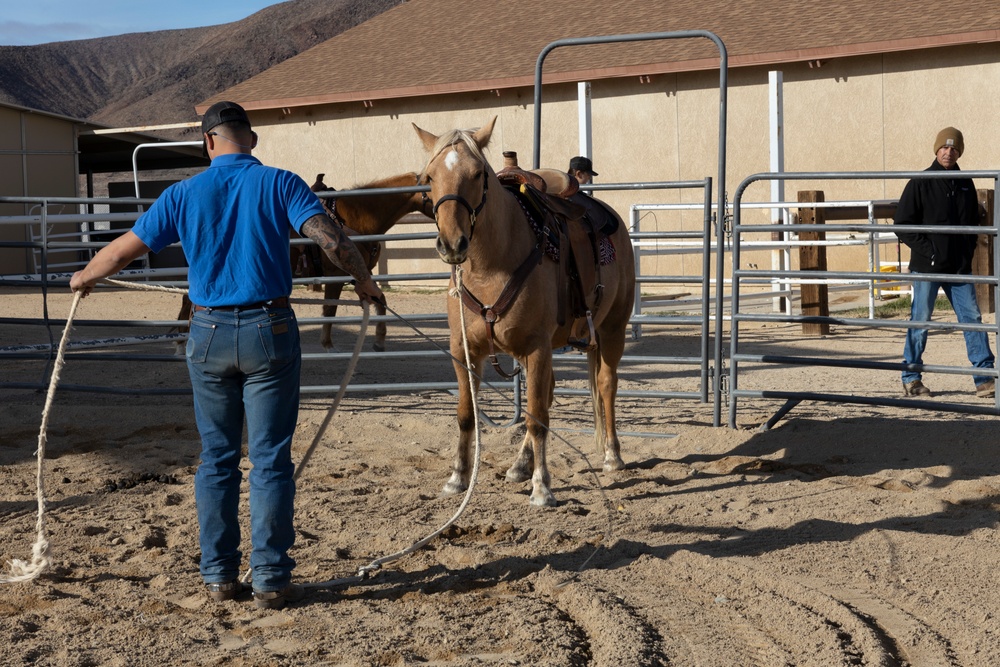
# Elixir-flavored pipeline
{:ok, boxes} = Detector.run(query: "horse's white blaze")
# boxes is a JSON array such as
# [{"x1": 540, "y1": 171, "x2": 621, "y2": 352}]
[{"x1": 444, "y1": 149, "x2": 459, "y2": 171}]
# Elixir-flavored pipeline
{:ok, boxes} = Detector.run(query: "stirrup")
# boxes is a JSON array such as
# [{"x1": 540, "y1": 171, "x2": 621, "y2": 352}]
[{"x1": 567, "y1": 311, "x2": 597, "y2": 351}]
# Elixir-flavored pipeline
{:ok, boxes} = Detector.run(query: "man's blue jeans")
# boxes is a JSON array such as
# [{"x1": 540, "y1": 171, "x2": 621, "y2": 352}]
[
  {"x1": 186, "y1": 305, "x2": 300, "y2": 592},
  {"x1": 902, "y1": 273, "x2": 995, "y2": 386}
]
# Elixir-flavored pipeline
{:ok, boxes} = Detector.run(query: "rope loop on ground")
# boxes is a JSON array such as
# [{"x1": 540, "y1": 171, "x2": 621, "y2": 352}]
[
  {"x1": 309, "y1": 267, "x2": 485, "y2": 589},
  {"x1": 243, "y1": 299, "x2": 371, "y2": 585}
]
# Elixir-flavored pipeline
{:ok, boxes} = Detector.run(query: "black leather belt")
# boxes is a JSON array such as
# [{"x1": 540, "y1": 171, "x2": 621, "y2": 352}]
[{"x1": 192, "y1": 296, "x2": 290, "y2": 312}]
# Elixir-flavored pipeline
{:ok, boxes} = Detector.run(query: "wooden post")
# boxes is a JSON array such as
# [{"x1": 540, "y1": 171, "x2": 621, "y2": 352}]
[
  {"x1": 975, "y1": 189, "x2": 995, "y2": 315},
  {"x1": 797, "y1": 191, "x2": 830, "y2": 335}
]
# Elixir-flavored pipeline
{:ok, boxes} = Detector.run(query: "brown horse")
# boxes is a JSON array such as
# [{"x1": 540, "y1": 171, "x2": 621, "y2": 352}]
[
  {"x1": 302, "y1": 172, "x2": 431, "y2": 350},
  {"x1": 414, "y1": 117, "x2": 636, "y2": 506},
  {"x1": 175, "y1": 172, "x2": 430, "y2": 352}
]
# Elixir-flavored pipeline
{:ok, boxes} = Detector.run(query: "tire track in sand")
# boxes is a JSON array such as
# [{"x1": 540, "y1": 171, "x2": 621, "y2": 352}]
[{"x1": 589, "y1": 550, "x2": 959, "y2": 666}]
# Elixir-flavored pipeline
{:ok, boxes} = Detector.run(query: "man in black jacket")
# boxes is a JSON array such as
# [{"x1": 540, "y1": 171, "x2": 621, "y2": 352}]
[{"x1": 894, "y1": 127, "x2": 995, "y2": 398}]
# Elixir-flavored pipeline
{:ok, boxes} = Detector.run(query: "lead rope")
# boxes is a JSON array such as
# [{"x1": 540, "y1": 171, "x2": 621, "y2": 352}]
[
  {"x1": 102, "y1": 278, "x2": 187, "y2": 295},
  {"x1": 0, "y1": 291, "x2": 82, "y2": 584},
  {"x1": 241, "y1": 299, "x2": 371, "y2": 586},
  {"x1": 103, "y1": 280, "x2": 373, "y2": 588},
  {"x1": 308, "y1": 266, "x2": 484, "y2": 589}
]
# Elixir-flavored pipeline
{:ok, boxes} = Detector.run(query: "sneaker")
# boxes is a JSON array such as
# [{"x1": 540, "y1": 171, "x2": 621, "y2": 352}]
[
  {"x1": 902, "y1": 380, "x2": 931, "y2": 397},
  {"x1": 253, "y1": 583, "x2": 305, "y2": 610},
  {"x1": 206, "y1": 580, "x2": 244, "y2": 602},
  {"x1": 976, "y1": 380, "x2": 996, "y2": 399}
]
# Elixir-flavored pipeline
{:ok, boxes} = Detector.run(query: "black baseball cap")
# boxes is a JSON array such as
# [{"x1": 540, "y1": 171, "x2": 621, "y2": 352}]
[
  {"x1": 201, "y1": 101, "x2": 251, "y2": 134},
  {"x1": 569, "y1": 156, "x2": 598, "y2": 176}
]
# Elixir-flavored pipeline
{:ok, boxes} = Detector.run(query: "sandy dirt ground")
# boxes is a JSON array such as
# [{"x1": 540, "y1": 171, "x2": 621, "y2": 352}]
[{"x1": 2, "y1": 285, "x2": 1000, "y2": 666}]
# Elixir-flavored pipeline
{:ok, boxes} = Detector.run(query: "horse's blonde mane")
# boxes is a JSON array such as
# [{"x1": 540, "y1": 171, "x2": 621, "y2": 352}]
[{"x1": 421, "y1": 128, "x2": 489, "y2": 179}]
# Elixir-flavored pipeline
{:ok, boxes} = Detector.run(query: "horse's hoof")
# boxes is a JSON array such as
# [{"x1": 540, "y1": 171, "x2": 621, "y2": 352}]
[
  {"x1": 372, "y1": 342, "x2": 385, "y2": 352},
  {"x1": 529, "y1": 489, "x2": 557, "y2": 507},
  {"x1": 603, "y1": 456, "x2": 626, "y2": 473},
  {"x1": 505, "y1": 467, "x2": 530, "y2": 484},
  {"x1": 440, "y1": 481, "x2": 466, "y2": 497}
]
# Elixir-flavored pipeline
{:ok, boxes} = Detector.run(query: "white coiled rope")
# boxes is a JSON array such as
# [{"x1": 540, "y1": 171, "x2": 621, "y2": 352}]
[
  {"x1": 1, "y1": 279, "x2": 371, "y2": 586},
  {"x1": 0, "y1": 291, "x2": 82, "y2": 583}
]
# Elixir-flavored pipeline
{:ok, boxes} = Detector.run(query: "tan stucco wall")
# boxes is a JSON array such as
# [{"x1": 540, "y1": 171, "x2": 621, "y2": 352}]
[{"x1": 250, "y1": 43, "x2": 1000, "y2": 291}]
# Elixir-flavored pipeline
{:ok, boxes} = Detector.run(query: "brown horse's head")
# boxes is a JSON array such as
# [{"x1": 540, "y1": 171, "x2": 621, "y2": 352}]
[{"x1": 413, "y1": 117, "x2": 496, "y2": 264}]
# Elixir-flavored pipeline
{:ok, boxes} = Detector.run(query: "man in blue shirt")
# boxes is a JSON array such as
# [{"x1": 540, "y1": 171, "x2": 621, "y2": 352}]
[{"x1": 71, "y1": 101, "x2": 383, "y2": 609}]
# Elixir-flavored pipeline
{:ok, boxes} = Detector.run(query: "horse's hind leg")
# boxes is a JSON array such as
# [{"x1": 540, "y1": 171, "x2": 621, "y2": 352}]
[
  {"x1": 320, "y1": 281, "x2": 345, "y2": 349},
  {"x1": 367, "y1": 242, "x2": 387, "y2": 352},
  {"x1": 590, "y1": 335, "x2": 626, "y2": 472},
  {"x1": 373, "y1": 299, "x2": 387, "y2": 352},
  {"x1": 505, "y1": 430, "x2": 533, "y2": 483},
  {"x1": 174, "y1": 295, "x2": 192, "y2": 356}
]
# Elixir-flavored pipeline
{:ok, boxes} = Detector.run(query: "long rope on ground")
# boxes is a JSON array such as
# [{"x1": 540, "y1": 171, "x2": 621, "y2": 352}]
[
  {"x1": 294, "y1": 302, "x2": 370, "y2": 481},
  {"x1": 373, "y1": 292, "x2": 618, "y2": 587},
  {"x1": 0, "y1": 290, "x2": 82, "y2": 584},
  {"x1": 309, "y1": 267, "x2": 486, "y2": 589},
  {"x1": 243, "y1": 300, "x2": 371, "y2": 585},
  {"x1": 3, "y1": 277, "x2": 371, "y2": 588},
  {"x1": 5, "y1": 275, "x2": 610, "y2": 590},
  {"x1": 100, "y1": 279, "x2": 372, "y2": 587}
]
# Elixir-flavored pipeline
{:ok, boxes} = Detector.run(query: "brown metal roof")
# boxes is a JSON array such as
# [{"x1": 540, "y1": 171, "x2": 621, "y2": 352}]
[{"x1": 199, "y1": 0, "x2": 1000, "y2": 112}]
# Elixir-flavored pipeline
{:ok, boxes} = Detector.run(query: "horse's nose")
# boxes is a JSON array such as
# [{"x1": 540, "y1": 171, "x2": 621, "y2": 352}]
[{"x1": 436, "y1": 235, "x2": 469, "y2": 264}]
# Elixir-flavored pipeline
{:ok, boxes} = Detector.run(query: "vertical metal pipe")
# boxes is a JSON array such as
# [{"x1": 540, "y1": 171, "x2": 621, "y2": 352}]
[
  {"x1": 701, "y1": 178, "x2": 713, "y2": 403},
  {"x1": 529, "y1": 30, "x2": 729, "y2": 425}
]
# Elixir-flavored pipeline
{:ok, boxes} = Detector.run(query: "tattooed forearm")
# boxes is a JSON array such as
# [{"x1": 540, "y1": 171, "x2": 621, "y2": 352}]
[{"x1": 300, "y1": 214, "x2": 372, "y2": 281}]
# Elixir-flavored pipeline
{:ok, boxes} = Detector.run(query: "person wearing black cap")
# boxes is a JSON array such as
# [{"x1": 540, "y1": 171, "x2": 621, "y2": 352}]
[
  {"x1": 568, "y1": 155, "x2": 598, "y2": 186},
  {"x1": 70, "y1": 101, "x2": 384, "y2": 609},
  {"x1": 894, "y1": 126, "x2": 995, "y2": 399}
]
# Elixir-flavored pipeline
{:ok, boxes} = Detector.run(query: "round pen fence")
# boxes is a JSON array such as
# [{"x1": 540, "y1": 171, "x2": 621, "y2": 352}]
[
  {"x1": 727, "y1": 169, "x2": 1000, "y2": 429},
  {"x1": 0, "y1": 177, "x2": 721, "y2": 436},
  {"x1": 7, "y1": 170, "x2": 995, "y2": 434}
]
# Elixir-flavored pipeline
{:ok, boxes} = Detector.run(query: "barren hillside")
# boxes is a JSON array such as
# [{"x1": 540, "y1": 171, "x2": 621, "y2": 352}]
[{"x1": 0, "y1": 0, "x2": 403, "y2": 136}]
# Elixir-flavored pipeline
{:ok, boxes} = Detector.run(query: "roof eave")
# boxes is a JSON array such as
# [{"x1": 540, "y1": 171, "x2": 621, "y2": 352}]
[{"x1": 197, "y1": 28, "x2": 1000, "y2": 114}]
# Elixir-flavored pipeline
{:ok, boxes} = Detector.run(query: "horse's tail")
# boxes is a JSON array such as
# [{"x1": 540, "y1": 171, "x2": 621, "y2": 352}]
[{"x1": 587, "y1": 347, "x2": 608, "y2": 453}]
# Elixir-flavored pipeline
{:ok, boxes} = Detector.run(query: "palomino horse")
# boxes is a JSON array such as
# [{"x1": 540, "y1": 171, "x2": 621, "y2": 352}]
[
  {"x1": 414, "y1": 117, "x2": 636, "y2": 506},
  {"x1": 174, "y1": 172, "x2": 430, "y2": 351}
]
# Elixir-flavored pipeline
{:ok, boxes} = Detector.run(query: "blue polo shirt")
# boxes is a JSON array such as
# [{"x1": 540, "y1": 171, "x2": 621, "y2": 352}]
[{"x1": 133, "y1": 153, "x2": 326, "y2": 307}]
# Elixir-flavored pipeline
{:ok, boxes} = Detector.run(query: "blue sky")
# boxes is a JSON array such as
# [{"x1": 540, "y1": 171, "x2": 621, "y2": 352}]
[{"x1": 0, "y1": 1, "x2": 289, "y2": 46}]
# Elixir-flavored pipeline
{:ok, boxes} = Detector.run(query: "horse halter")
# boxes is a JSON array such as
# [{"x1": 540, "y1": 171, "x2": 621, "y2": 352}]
[
  {"x1": 427, "y1": 168, "x2": 489, "y2": 241},
  {"x1": 321, "y1": 195, "x2": 347, "y2": 228}
]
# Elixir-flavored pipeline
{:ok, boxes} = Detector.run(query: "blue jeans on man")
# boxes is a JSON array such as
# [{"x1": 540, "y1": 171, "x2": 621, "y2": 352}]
[
  {"x1": 902, "y1": 273, "x2": 995, "y2": 388},
  {"x1": 186, "y1": 305, "x2": 301, "y2": 592}
]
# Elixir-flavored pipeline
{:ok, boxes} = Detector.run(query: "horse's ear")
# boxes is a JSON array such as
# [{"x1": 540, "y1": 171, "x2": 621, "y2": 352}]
[
  {"x1": 413, "y1": 123, "x2": 439, "y2": 152},
  {"x1": 472, "y1": 116, "x2": 497, "y2": 150}
]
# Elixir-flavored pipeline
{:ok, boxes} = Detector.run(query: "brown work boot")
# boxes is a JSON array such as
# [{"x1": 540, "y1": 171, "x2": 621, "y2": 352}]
[
  {"x1": 253, "y1": 583, "x2": 306, "y2": 610},
  {"x1": 205, "y1": 580, "x2": 244, "y2": 602},
  {"x1": 976, "y1": 379, "x2": 996, "y2": 399},
  {"x1": 902, "y1": 380, "x2": 931, "y2": 397}
]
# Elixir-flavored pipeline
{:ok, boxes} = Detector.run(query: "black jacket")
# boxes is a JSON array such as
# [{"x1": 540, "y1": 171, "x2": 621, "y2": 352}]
[{"x1": 893, "y1": 160, "x2": 979, "y2": 274}]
